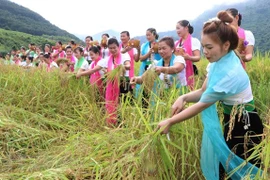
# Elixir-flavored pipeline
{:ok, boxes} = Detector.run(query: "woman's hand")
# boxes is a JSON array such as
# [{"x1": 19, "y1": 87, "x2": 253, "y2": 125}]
[
  {"x1": 148, "y1": 48, "x2": 154, "y2": 56},
  {"x1": 171, "y1": 96, "x2": 186, "y2": 117},
  {"x1": 102, "y1": 68, "x2": 107, "y2": 74},
  {"x1": 76, "y1": 73, "x2": 81, "y2": 79},
  {"x1": 124, "y1": 46, "x2": 133, "y2": 52},
  {"x1": 130, "y1": 77, "x2": 138, "y2": 85},
  {"x1": 181, "y1": 53, "x2": 190, "y2": 60},
  {"x1": 154, "y1": 66, "x2": 163, "y2": 74},
  {"x1": 157, "y1": 119, "x2": 172, "y2": 134},
  {"x1": 242, "y1": 53, "x2": 253, "y2": 62}
]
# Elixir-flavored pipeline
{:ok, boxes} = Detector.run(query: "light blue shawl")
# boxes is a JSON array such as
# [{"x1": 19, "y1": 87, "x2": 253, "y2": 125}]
[
  {"x1": 199, "y1": 51, "x2": 261, "y2": 179},
  {"x1": 139, "y1": 41, "x2": 161, "y2": 76},
  {"x1": 156, "y1": 54, "x2": 180, "y2": 89},
  {"x1": 135, "y1": 41, "x2": 161, "y2": 97}
]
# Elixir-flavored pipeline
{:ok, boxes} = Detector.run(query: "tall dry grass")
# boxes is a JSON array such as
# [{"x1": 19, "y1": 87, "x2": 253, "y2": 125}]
[{"x1": 0, "y1": 52, "x2": 269, "y2": 179}]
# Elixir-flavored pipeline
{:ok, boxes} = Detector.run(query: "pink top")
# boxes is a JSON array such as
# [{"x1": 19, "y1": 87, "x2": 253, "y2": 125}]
[
  {"x1": 175, "y1": 34, "x2": 194, "y2": 89},
  {"x1": 105, "y1": 53, "x2": 122, "y2": 125},
  {"x1": 67, "y1": 55, "x2": 76, "y2": 72},
  {"x1": 238, "y1": 27, "x2": 247, "y2": 69},
  {"x1": 15, "y1": 60, "x2": 21, "y2": 65},
  {"x1": 89, "y1": 57, "x2": 103, "y2": 93},
  {"x1": 53, "y1": 49, "x2": 66, "y2": 61}
]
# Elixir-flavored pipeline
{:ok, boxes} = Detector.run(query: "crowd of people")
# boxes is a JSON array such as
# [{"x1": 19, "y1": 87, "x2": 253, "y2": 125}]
[{"x1": 0, "y1": 7, "x2": 264, "y2": 179}]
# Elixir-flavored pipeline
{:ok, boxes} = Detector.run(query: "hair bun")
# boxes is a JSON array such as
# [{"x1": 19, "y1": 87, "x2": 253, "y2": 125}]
[{"x1": 217, "y1": 10, "x2": 233, "y2": 24}]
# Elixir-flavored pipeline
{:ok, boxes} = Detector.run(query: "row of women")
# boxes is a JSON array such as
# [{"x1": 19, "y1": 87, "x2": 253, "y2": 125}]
[
  {"x1": 82, "y1": 8, "x2": 261, "y2": 180},
  {"x1": 2, "y1": 7, "x2": 263, "y2": 179},
  {"x1": 73, "y1": 8, "x2": 262, "y2": 179}
]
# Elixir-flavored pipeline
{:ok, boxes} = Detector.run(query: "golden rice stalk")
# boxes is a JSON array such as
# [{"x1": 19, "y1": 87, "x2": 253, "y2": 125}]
[
  {"x1": 140, "y1": 140, "x2": 159, "y2": 178},
  {"x1": 55, "y1": 58, "x2": 69, "y2": 65},
  {"x1": 104, "y1": 64, "x2": 126, "y2": 84},
  {"x1": 141, "y1": 69, "x2": 158, "y2": 93},
  {"x1": 56, "y1": 58, "x2": 69, "y2": 72},
  {"x1": 227, "y1": 104, "x2": 238, "y2": 141}
]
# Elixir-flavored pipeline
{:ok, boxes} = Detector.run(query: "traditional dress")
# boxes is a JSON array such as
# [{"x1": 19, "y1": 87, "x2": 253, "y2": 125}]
[
  {"x1": 84, "y1": 46, "x2": 92, "y2": 63},
  {"x1": 175, "y1": 34, "x2": 200, "y2": 89},
  {"x1": 101, "y1": 47, "x2": 110, "y2": 59},
  {"x1": 136, "y1": 41, "x2": 161, "y2": 98},
  {"x1": 199, "y1": 51, "x2": 263, "y2": 179},
  {"x1": 20, "y1": 61, "x2": 33, "y2": 67},
  {"x1": 119, "y1": 43, "x2": 138, "y2": 79},
  {"x1": 89, "y1": 56, "x2": 104, "y2": 95},
  {"x1": 52, "y1": 49, "x2": 66, "y2": 62},
  {"x1": 67, "y1": 55, "x2": 77, "y2": 72},
  {"x1": 154, "y1": 54, "x2": 186, "y2": 89},
  {"x1": 102, "y1": 53, "x2": 130, "y2": 125},
  {"x1": 237, "y1": 27, "x2": 255, "y2": 69},
  {"x1": 139, "y1": 41, "x2": 161, "y2": 76},
  {"x1": 147, "y1": 54, "x2": 186, "y2": 107},
  {"x1": 74, "y1": 57, "x2": 88, "y2": 72},
  {"x1": 46, "y1": 61, "x2": 58, "y2": 72}
]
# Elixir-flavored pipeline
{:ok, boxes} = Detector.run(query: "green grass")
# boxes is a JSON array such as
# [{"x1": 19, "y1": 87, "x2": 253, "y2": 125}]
[
  {"x1": 0, "y1": 53, "x2": 269, "y2": 179},
  {"x1": 0, "y1": 28, "x2": 79, "y2": 55}
]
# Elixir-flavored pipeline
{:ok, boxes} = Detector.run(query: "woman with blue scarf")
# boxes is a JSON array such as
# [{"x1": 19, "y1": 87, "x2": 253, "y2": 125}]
[
  {"x1": 138, "y1": 28, "x2": 161, "y2": 75},
  {"x1": 157, "y1": 11, "x2": 264, "y2": 180},
  {"x1": 131, "y1": 37, "x2": 186, "y2": 99},
  {"x1": 135, "y1": 28, "x2": 161, "y2": 106}
]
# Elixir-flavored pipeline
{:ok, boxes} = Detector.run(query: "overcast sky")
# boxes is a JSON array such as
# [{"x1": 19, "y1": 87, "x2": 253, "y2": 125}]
[{"x1": 10, "y1": 0, "x2": 247, "y2": 38}]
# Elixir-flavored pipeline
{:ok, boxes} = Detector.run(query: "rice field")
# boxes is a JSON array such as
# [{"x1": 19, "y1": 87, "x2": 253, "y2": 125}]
[{"x1": 0, "y1": 52, "x2": 269, "y2": 179}]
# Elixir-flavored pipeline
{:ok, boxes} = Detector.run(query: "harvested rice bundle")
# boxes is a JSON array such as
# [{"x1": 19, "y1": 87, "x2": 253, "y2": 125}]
[
  {"x1": 104, "y1": 64, "x2": 126, "y2": 84},
  {"x1": 141, "y1": 63, "x2": 158, "y2": 93},
  {"x1": 56, "y1": 58, "x2": 70, "y2": 72}
]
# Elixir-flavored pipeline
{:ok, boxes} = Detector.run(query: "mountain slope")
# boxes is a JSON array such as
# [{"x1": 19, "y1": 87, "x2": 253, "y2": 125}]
[
  {"x1": 0, "y1": 0, "x2": 80, "y2": 41},
  {"x1": 0, "y1": 28, "x2": 73, "y2": 54},
  {"x1": 134, "y1": 0, "x2": 269, "y2": 52}
]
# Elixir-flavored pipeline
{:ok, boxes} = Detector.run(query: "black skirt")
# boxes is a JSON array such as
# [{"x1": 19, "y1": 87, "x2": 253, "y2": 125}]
[
  {"x1": 119, "y1": 77, "x2": 133, "y2": 103},
  {"x1": 119, "y1": 77, "x2": 133, "y2": 94},
  {"x1": 219, "y1": 109, "x2": 264, "y2": 179}
]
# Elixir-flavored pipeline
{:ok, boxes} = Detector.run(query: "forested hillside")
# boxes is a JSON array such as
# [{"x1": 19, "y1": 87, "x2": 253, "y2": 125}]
[
  {"x1": 0, "y1": 0, "x2": 83, "y2": 53},
  {"x1": 0, "y1": 28, "x2": 79, "y2": 54},
  {"x1": 0, "y1": 0, "x2": 80, "y2": 40}
]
